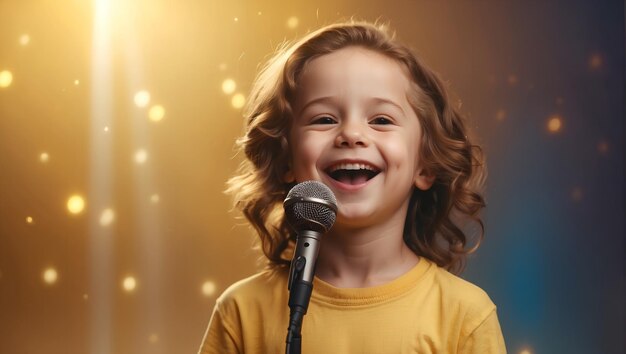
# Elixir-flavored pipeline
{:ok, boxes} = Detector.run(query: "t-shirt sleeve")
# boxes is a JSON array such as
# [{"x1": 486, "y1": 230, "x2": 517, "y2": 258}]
[
  {"x1": 198, "y1": 299, "x2": 242, "y2": 354},
  {"x1": 458, "y1": 307, "x2": 507, "y2": 354}
]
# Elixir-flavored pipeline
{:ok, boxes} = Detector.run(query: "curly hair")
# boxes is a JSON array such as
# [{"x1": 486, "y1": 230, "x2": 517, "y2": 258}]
[{"x1": 226, "y1": 20, "x2": 486, "y2": 275}]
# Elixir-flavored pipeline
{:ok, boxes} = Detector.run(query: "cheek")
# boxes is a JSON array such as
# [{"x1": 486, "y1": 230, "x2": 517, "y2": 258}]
[
  {"x1": 381, "y1": 133, "x2": 421, "y2": 174},
  {"x1": 383, "y1": 135, "x2": 416, "y2": 162},
  {"x1": 290, "y1": 133, "x2": 325, "y2": 176}
]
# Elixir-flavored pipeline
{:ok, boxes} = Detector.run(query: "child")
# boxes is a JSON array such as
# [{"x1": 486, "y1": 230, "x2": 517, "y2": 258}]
[{"x1": 199, "y1": 20, "x2": 506, "y2": 354}]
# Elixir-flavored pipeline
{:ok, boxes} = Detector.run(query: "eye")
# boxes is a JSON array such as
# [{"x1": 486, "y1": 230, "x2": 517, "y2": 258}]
[
  {"x1": 370, "y1": 116, "x2": 393, "y2": 125},
  {"x1": 311, "y1": 116, "x2": 337, "y2": 125}
]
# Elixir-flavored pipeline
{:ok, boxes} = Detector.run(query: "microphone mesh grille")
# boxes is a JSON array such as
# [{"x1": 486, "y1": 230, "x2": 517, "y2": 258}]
[{"x1": 284, "y1": 181, "x2": 337, "y2": 233}]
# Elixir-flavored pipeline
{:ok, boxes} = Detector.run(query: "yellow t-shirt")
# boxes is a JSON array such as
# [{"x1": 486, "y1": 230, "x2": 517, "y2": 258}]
[{"x1": 199, "y1": 257, "x2": 506, "y2": 354}]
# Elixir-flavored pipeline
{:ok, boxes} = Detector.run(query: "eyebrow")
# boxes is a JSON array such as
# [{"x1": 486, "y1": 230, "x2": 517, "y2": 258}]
[{"x1": 298, "y1": 96, "x2": 406, "y2": 116}]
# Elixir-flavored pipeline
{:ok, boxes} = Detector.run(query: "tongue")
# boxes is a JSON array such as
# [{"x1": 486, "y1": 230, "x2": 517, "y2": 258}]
[
  {"x1": 336, "y1": 171, "x2": 369, "y2": 185},
  {"x1": 351, "y1": 174, "x2": 369, "y2": 185}
]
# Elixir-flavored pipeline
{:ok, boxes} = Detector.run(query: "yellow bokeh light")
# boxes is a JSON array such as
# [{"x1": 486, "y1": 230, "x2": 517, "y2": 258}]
[
  {"x1": 258, "y1": 11, "x2": 262, "y2": 15},
  {"x1": 547, "y1": 115, "x2": 563, "y2": 133},
  {"x1": 150, "y1": 194, "x2": 160, "y2": 203},
  {"x1": 519, "y1": 349, "x2": 532, "y2": 354},
  {"x1": 67, "y1": 195, "x2": 86, "y2": 214},
  {"x1": 218, "y1": 63, "x2": 227, "y2": 71},
  {"x1": 134, "y1": 90, "x2": 151, "y2": 107},
  {"x1": 83, "y1": 294, "x2": 89, "y2": 300},
  {"x1": 222, "y1": 79, "x2": 236, "y2": 94},
  {"x1": 149, "y1": 105, "x2": 165, "y2": 122},
  {"x1": 287, "y1": 16, "x2": 299, "y2": 29},
  {"x1": 40, "y1": 152, "x2": 50, "y2": 163},
  {"x1": 202, "y1": 281, "x2": 217, "y2": 296},
  {"x1": 104, "y1": 126, "x2": 109, "y2": 132},
  {"x1": 123, "y1": 276, "x2": 137, "y2": 292},
  {"x1": 234, "y1": 17, "x2": 239, "y2": 22},
  {"x1": 0, "y1": 70, "x2": 13, "y2": 88},
  {"x1": 26, "y1": 216, "x2": 33, "y2": 224},
  {"x1": 74, "y1": 79, "x2": 80, "y2": 86},
  {"x1": 149, "y1": 334, "x2": 159, "y2": 344},
  {"x1": 43, "y1": 268, "x2": 58, "y2": 284},
  {"x1": 231, "y1": 93, "x2": 245, "y2": 109},
  {"x1": 134, "y1": 149, "x2": 148, "y2": 164},
  {"x1": 19, "y1": 34, "x2": 30, "y2": 46},
  {"x1": 99, "y1": 208, "x2": 115, "y2": 227}
]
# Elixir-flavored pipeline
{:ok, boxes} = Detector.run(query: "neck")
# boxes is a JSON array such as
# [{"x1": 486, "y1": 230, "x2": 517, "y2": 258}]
[{"x1": 315, "y1": 214, "x2": 420, "y2": 288}]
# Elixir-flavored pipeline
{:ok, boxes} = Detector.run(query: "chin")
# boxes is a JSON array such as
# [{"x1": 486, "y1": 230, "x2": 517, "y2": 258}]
[{"x1": 335, "y1": 208, "x2": 376, "y2": 226}]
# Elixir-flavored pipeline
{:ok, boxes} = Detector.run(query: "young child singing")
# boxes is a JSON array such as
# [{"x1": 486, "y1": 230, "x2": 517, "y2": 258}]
[{"x1": 199, "y1": 20, "x2": 507, "y2": 354}]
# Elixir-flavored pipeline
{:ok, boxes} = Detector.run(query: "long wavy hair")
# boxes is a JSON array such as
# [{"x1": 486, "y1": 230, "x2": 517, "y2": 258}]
[{"x1": 226, "y1": 20, "x2": 486, "y2": 275}]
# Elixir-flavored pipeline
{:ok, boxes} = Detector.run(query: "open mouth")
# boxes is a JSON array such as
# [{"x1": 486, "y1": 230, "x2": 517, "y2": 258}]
[{"x1": 325, "y1": 163, "x2": 381, "y2": 185}]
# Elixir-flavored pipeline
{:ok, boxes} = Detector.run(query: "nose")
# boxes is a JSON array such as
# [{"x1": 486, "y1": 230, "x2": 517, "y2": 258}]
[{"x1": 335, "y1": 119, "x2": 369, "y2": 148}]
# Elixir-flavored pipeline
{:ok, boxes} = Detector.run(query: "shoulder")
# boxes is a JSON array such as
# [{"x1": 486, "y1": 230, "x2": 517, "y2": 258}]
[
  {"x1": 425, "y1": 259, "x2": 497, "y2": 332},
  {"x1": 426, "y1": 259, "x2": 495, "y2": 308},
  {"x1": 424, "y1": 262, "x2": 507, "y2": 351},
  {"x1": 215, "y1": 267, "x2": 289, "y2": 309},
  {"x1": 200, "y1": 269, "x2": 289, "y2": 353}
]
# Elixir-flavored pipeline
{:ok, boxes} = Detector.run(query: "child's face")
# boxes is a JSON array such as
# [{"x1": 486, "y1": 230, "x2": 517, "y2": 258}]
[{"x1": 289, "y1": 46, "x2": 429, "y2": 228}]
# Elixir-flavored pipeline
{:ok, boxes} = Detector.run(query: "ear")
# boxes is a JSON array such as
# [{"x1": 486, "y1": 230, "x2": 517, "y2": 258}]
[{"x1": 415, "y1": 168, "x2": 435, "y2": 191}]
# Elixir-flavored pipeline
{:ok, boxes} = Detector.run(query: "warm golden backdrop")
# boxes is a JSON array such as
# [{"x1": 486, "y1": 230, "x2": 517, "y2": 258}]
[{"x1": 0, "y1": 1, "x2": 624, "y2": 354}]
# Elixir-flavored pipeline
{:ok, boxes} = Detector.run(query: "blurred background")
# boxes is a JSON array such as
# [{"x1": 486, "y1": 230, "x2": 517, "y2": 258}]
[{"x1": 0, "y1": 0, "x2": 623, "y2": 353}]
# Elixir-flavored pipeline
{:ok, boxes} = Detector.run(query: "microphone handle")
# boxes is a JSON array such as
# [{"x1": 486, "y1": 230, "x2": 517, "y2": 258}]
[
  {"x1": 289, "y1": 230, "x2": 322, "y2": 287},
  {"x1": 286, "y1": 230, "x2": 322, "y2": 354}
]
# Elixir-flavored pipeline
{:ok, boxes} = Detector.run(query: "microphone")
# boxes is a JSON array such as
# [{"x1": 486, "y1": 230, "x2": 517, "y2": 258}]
[{"x1": 283, "y1": 180, "x2": 337, "y2": 354}]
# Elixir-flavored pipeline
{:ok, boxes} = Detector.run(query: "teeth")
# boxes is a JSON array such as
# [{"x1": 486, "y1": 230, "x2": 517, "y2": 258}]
[{"x1": 328, "y1": 163, "x2": 378, "y2": 172}]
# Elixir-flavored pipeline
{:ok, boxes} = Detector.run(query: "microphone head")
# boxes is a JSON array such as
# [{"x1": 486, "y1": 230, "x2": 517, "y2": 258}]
[{"x1": 284, "y1": 181, "x2": 338, "y2": 233}]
